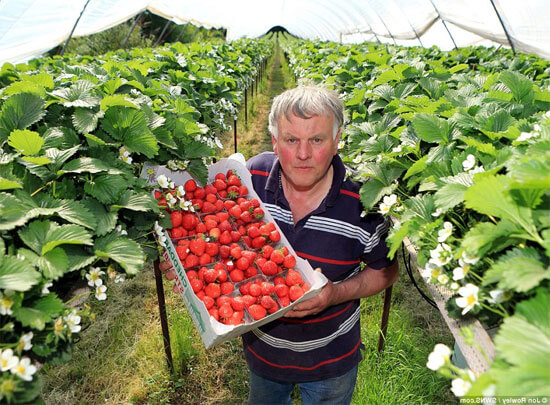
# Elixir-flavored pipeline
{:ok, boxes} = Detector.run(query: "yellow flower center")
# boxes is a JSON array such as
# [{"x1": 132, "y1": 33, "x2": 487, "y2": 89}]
[
  {"x1": 1, "y1": 297, "x2": 13, "y2": 309},
  {"x1": 467, "y1": 295, "x2": 476, "y2": 306}
]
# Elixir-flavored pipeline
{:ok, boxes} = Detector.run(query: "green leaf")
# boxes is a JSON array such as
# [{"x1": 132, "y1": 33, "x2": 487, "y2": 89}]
[
  {"x1": 499, "y1": 71, "x2": 534, "y2": 103},
  {"x1": 19, "y1": 220, "x2": 93, "y2": 256},
  {"x1": 81, "y1": 198, "x2": 117, "y2": 236},
  {"x1": 60, "y1": 157, "x2": 123, "y2": 175},
  {"x1": 20, "y1": 156, "x2": 51, "y2": 165},
  {"x1": 64, "y1": 245, "x2": 96, "y2": 272},
  {"x1": 0, "y1": 256, "x2": 41, "y2": 291},
  {"x1": 112, "y1": 190, "x2": 157, "y2": 212},
  {"x1": 494, "y1": 290, "x2": 550, "y2": 369},
  {"x1": 483, "y1": 247, "x2": 549, "y2": 292},
  {"x1": 0, "y1": 193, "x2": 28, "y2": 230},
  {"x1": 51, "y1": 80, "x2": 100, "y2": 107},
  {"x1": 72, "y1": 108, "x2": 101, "y2": 134},
  {"x1": 7, "y1": 129, "x2": 44, "y2": 155},
  {"x1": 359, "y1": 180, "x2": 395, "y2": 210},
  {"x1": 100, "y1": 94, "x2": 138, "y2": 110},
  {"x1": 508, "y1": 155, "x2": 550, "y2": 189},
  {"x1": 84, "y1": 174, "x2": 127, "y2": 204},
  {"x1": 94, "y1": 233, "x2": 145, "y2": 274},
  {"x1": 411, "y1": 113, "x2": 450, "y2": 144},
  {"x1": 18, "y1": 247, "x2": 69, "y2": 280},
  {"x1": 403, "y1": 155, "x2": 428, "y2": 180},
  {"x1": 373, "y1": 69, "x2": 401, "y2": 86},
  {"x1": 387, "y1": 222, "x2": 409, "y2": 260},
  {"x1": 12, "y1": 294, "x2": 65, "y2": 330},
  {"x1": 456, "y1": 135, "x2": 497, "y2": 156},
  {"x1": 402, "y1": 194, "x2": 436, "y2": 223},
  {"x1": 434, "y1": 183, "x2": 468, "y2": 211},
  {"x1": 461, "y1": 220, "x2": 523, "y2": 257},
  {"x1": 464, "y1": 175, "x2": 534, "y2": 226},
  {"x1": 0, "y1": 93, "x2": 45, "y2": 141},
  {"x1": 0, "y1": 177, "x2": 23, "y2": 190}
]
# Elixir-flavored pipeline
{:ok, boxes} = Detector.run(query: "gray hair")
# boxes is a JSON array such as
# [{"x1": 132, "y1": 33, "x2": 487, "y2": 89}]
[{"x1": 268, "y1": 85, "x2": 344, "y2": 139}]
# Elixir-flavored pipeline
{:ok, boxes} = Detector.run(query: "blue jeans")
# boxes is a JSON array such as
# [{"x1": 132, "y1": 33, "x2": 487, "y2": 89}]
[{"x1": 247, "y1": 365, "x2": 359, "y2": 405}]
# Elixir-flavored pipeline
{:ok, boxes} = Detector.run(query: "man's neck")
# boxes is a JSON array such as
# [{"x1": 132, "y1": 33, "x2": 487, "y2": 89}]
[{"x1": 281, "y1": 166, "x2": 334, "y2": 224}]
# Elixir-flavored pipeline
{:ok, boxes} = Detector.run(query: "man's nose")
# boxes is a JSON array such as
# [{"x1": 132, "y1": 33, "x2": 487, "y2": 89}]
[{"x1": 297, "y1": 141, "x2": 311, "y2": 160}]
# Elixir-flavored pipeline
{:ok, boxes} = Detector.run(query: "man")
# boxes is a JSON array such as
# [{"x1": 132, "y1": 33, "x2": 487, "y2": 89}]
[
  {"x1": 163, "y1": 85, "x2": 398, "y2": 404},
  {"x1": 241, "y1": 85, "x2": 398, "y2": 404}
]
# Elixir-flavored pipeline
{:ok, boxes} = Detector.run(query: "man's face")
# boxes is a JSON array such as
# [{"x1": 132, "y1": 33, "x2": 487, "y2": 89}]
[{"x1": 272, "y1": 113, "x2": 340, "y2": 192}]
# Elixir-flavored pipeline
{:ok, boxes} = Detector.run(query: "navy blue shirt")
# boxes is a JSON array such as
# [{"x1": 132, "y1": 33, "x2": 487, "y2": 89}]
[{"x1": 242, "y1": 152, "x2": 393, "y2": 382}]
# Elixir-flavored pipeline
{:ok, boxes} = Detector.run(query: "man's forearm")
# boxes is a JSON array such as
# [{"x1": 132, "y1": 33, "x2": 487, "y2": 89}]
[{"x1": 330, "y1": 261, "x2": 399, "y2": 307}]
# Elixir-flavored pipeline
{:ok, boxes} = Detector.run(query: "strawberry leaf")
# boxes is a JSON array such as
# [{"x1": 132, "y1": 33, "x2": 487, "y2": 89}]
[
  {"x1": 84, "y1": 174, "x2": 126, "y2": 204},
  {"x1": 0, "y1": 255, "x2": 41, "y2": 291},
  {"x1": 8, "y1": 129, "x2": 44, "y2": 155},
  {"x1": 0, "y1": 93, "x2": 45, "y2": 141},
  {"x1": 94, "y1": 233, "x2": 144, "y2": 275},
  {"x1": 411, "y1": 113, "x2": 451, "y2": 144},
  {"x1": 12, "y1": 294, "x2": 65, "y2": 330}
]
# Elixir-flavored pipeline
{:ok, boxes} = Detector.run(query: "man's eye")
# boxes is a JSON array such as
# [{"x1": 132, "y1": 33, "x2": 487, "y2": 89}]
[
  {"x1": 312, "y1": 138, "x2": 322, "y2": 144},
  {"x1": 287, "y1": 138, "x2": 296, "y2": 144}
]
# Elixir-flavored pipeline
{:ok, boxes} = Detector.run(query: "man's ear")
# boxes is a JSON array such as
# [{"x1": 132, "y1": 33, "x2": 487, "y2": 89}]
[
  {"x1": 272, "y1": 135, "x2": 278, "y2": 155},
  {"x1": 333, "y1": 128, "x2": 341, "y2": 155}
]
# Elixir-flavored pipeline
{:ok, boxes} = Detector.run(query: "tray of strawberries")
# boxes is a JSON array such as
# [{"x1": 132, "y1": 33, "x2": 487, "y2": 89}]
[{"x1": 144, "y1": 158, "x2": 328, "y2": 349}]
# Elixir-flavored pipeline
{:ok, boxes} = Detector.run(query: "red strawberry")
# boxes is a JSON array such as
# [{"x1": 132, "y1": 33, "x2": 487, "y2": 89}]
[
  {"x1": 261, "y1": 260, "x2": 278, "y2": 276},
  {"x1": 230, "y1": 230, "x2": 242, "y2": 243},
  {"x1": 236, "y1": 256, "x2": 250, "y2": 270},
  {"x1": 170, "y1": 211, "x2": 183, "y2": 228},
  {"x1": 249, "y1": 283, "x2": 262, "y2": 297},
  {"x1": 203, "y1": 267, "x2": 217, "y2": 283},
  {"x1": 283, "y1": 254, "x2": 296, "y2": 269},
  {"x1": 202, "y1": 295, "x2": 215, "y2": 310},
  {"x1": 239, "y1": 185, "x2": 248, "y2": 196},
  {"x1": 194, "y1": 187, "x2": 206, "y2": 199},
  {"x1": 209, "y1": 227, "x2": 221, "y2": 241},
  {"x1": 189, "y1": 238, "x2": 206, "y2": 256},
  {"x1": 213, "y1": 179, "x2": 227, "y2": 191},
  {"x1": 205, "y1": 242, "x2": 219, "y2": 257},
  {"x1": 184, "y1": 179, "x2": 197, "y2": 192},
  {"x1": 184, "y1": 254, "x2": 199, "y2": 268},
  {"x1": 224, "y1": 199, "x2": 237, "y2": 210},
  {"x1": 202, "y1": 201, "x2": 216, "y2": 213},
  {"x1": 229, "y1": 269, "x2": 244, "y2": 283},
  {"x1": 260, "y1": 281, "x2": 275, "y2": 296},
  {"x1": 182, "y1": 213, "x2": 198, "y2": 231},
  {"x1": 215, "y1": 172, "x2": 226, "y2": 181},
  {"x1": 289, "y1": 285, "x2": 304, "y2": 301},
  {"x1": 219, "y1": 244, "x2": 231, "y2": 258},
  {"x1": 219, "y1": 303, "x2": 233, "y2": 319},
  {"x1": 229, "y1": 205, "x2": 242, "y2": 219},
  {"x1": 195, "y1": 222, "x2": 206, "y2": 233},
  {"x1": 260, "y1": 295, "x2": 277, "y2": 309},
  {"x1": 253, "y1": 207, "x2": 264, "y2": 219},
  {"x1": 270, "y1": 250, "x2": 284, "y2": 265},
  {"x1": 249, "y1": 304, "x2": 266, "y2": 320},
  {"x1": 199, "y1": 253, "x2": 212, "y2": 265},
  {"x1": 208, "y1": 307, "x2": 219, "y2": 321},
  {"x1": 227, "y1": 174, "x2": 241, "y2": 187},
  {"x1": 244, "y1": 266, "x2": 258, "y2": 278},
  {"x1": 274, "y1": 284, "x2": 289, "y2": 297},
  {"x1": 171, "y1": 227, "x2": 184, "y2": 239},
  {"x1": 219, "y1": 231, "x2": 232, "y2": 245},
  {"x1": 269, "y1": 230, "x2": 281, "y2": 243},
  {"x1": 154, "y1": 190, "x2": 163, "y2": 200},
  {"x1": 190, "y1": 278, "x2": 204, "y2": 293},
  {"x1": 261, "y1": 245, "x2": 274, "y2": 259},
  {"x1": 205, "y1": 282, "x2": 221, "y2": 298},
  {"x1": 240, "y1": 211, "x2": 252, "y2": 223},
  {"x1": 176, "y1": 245, "x2": 189, "y2": 260},
  {"x1": 221, "y1": 282, "x2": 234, "y2": 295},
  {"x1": 286, "y1": 269, "x2": 304, "y2": 286},
  {"x1": 231, "y1": 296, "x2": 246, "y2": 311}
]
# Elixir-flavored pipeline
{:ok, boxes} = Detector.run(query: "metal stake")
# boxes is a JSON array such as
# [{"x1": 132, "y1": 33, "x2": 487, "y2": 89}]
[
  {"x1": 59, "y1": 0, "x2": 92, "y2": 56},
  {"x1": 233, "y1": 118, "x2": 238, "y2": 153},
  {"x1": 244, "y1": 88, "x2": 248, "y2": 125},
  {"x1": 377, "y1": 285, "x2": 393, "y2": 353},
  {"x1": 154, "y1": 259, "x2": 174, "y2": 374}
]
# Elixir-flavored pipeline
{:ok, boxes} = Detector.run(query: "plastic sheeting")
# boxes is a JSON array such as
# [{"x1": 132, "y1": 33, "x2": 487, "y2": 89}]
[{"x1": 0, "y1": 0, "x2": 548, "y2": 65}]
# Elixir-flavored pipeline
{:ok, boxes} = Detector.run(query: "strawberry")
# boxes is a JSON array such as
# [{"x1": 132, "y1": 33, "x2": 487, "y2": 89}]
[
  {"x1": 244, "y1": 266, "x2": 258, "y2": 278},
  {"x1": 208, "y1": 307, "x2": 219, "y2": 321},
  {"x1": 202, "y1": 201, "x2": 216, "y2": 213},
  {"x1": 240, "y1": 211, "x2": 252, "y2": 223},
  {"x1": 171, "y1": 227, "x2": 184, "y2": 239},
  {"x1": 184, "y1": 254, "x2": 199, "y2": 269},
  {"x1": 219, "y1": 231, "x2": 232, "y2": 245},
  {"x1": 242, "y1": 294, "x2": 257, "y2": 308},
  {"x1": 215, "y1": 173, "x2": 226, "y2": 181},
  {"x1": 219, "y1": 244, "x2": 231, "y2": 259},
  {"x1": 190, "y1": 278, "x2": 204, "y2": 293},
  {"x1": 202, "y1": 295, "x2": 215, "y2": 310},
  {"x1": 203, "y1": 267, "x2": 218, "y2": 283},
  {"x1": 170, "y1": 211, "x2": 183, "y2": 228},
  {"x1": 260, "y1": 281, "x2": 275, "y2": 296},
  {"x1": 270, "y1": 250, "x2": 284, "y2": 265},
  {"x1": 242, "y1": 250, "x2": 257, "y2": 263},
  {"x1": 283, "y1": 254, "x2": 296, "y2": 269},
  {"x1": 236, "y1": 256, "x2": 250, "y2": 270},
  {"x1": 227, "y1": 185, "x2": 240, "y2": 199},
  {"x1": 176, "y1": 245, "x2": 189, "y2": 260},
  {"x1": 230, "y1": 245, "x2": 242, "y2": 259},
  {"x1": 221, "y1": 282, "x2": 234, "y2": 295},
  {"x1": 154, "y1": 190, "x2": 163, "y2": 200},
  {"x1": 239, "y1": 185, "x2": 248, "y2": 196},
  {"x1": 184, "y1": 179, "x2": 197, "y2": 192},
  {"x1": 195, "y1": 222, "x2": 207, "y2": 233},
  {"x1": 226, "y1": 311, "x2": 245, "y2": 325},
  {"x1": 260, "y1": 295, "x2": 277, "y2": 309},
  {"x1": 204, "y1": 184, "x2": 217, "y2": 195},
  {"x1": 248, "y1": 304, "x2": 267, "y2": 320},
  {"x1": 252, "y1": 236, "x2": 266, "y2": 249},
  {"x1": 248, "y1": 283, "x2": 262, "y2": 297},
  {"x1": 261, "y1": 245, "x2": 274, "y2": 259},
  {"x1": 215, "y1": 199, "x2": 224, "y2": 211},
  {"x1": 215, "y1": 264, "x2": 228, "y2": 282},
  {"x1": 194, "y1": 187, "x2": 206, "y2": 199},
  {"x1": 261, "y1": 260, "x2": 278, "y2": 276},
  {"x1": 224, "y1": 199, "x2": 237, "y2": 210},
  {"x1": 286, "y1": 269, "x2": 304, "y2": 286},
  {"x1": 239, "y1": 282, "x2": 251, "y2": 295},
  {"x1": 189, "y1": 238, "x2": 206, "y2": 256},
  {"x1": 229, "y1": 205, "x2": 242, "y2": 219},
  {"x1": 229, "y1": 269, "x2": 244, "y2": 283},
  {"x1": 213, "y1": 178, "x2": 227, "y2": 191},
  {"x1": 217, "y1": 295, "x2": 232, "y2": 307},
  {"x1": 219, "y1": 303, "x2": 233, "y2": 319},
  {"x1": 231, "y1": 296, "x2": 246, "y2": 311},
  {"x1": 182, "y1": 213, "x2": 198, "y2": 231},
  {"x1": 205, "y1": 242, "x2": 219, "y2": 257},
  {"x1": 269, "y1": 230, "x2": 281, "y2": 243},
  {"x1": 273, "y1": 276, "x2": 286, "y2": 285},
  {"x1": 274, "y1": 284, "x2": 289, "y2": 297},
  {"x1": 289, "y1": 285, "x2": 304, "y2": 301},
  {"x1": 209, "y1": 227, "x2": 221, "y2": 241},
  {"x1": 199, "y1": 253, "x2": 212, "y2": 265},
  {"x1": 227, "y1": 174, "x2": 241, "y2": 187},
  {"x1": 206, "y1": 193, "x2": 217, "y2": 204},
  {"x1": 253, "y1": 207, "x2": 264, "y2": 219},
  {"x1": 205, "y1": 282, "x2": 221, "y2": 298}
]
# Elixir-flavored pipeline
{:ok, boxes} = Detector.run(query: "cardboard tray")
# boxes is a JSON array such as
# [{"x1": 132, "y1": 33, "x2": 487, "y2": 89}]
[{"x1": 143, "y1": 157, "x2": 328, "y2": 349}]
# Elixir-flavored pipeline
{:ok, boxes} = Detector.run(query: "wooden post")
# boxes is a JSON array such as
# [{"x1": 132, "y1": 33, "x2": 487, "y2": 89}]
[
  {"x1": 154, "y1": 259, "x2": 174, "y2": 374},
  {"x1": 377, "y1": 285, "x2": 393, "y2": 353},
  {"x1": 244, "y1": 88, "x2": 248, "y2": 125},
  {"x1": 233, "y1": 118, "x2": 238, "y2": 154}
]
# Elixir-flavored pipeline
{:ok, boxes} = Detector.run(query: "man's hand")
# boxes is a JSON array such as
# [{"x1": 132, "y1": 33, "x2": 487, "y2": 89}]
[{"x1": 283, "y1": 261, "x2": 398, "y2": 319}]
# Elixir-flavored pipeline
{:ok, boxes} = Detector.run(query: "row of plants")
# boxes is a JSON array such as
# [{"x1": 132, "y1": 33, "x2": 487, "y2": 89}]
[
  {"x1": 281, "y1": 39, "x2": 549, "y2": 398},
  {"x1": 0, "y1": 39, "x2": 272, "y2": 403}
]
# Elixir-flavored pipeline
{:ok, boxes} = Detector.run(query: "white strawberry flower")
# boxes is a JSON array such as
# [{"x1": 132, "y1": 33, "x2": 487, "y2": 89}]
[
  {"x1": 119, "y1": 146, "x2": 131, "y2": 158},
  {"x1": 215, "y1": 137, "x2": 223, "y2": 149},
  {"x1": 158, "y1": 234, "x2": 167, "y2": 247},
  {"x1": 86, "y1": 268, "x2": 105, "y2": 287},
  {"x1": 42, "y1": 281, "x2": 53, "y2": 294},
  {"x1": 115, "y1": 225, "x2": 128, "y2": 235},
  {"x1": 432, "y1": 207, "x2": 444, "y2": 217},
  {"x1": 470, "y1": 165, "x2": 485, "y2": 174},
  {"x1": 461, "y1": 251, "x2": 480, "y2": 265},
  {"x1": 11, "y1": 357, "x2": 37, "y2": 381},
  {"x1": 420, "y1": 262, "x2": 437, "y2": 280},
  {"x1": 0, "y1": 349, "x2": 18, "y2": 372},
  {"x1": 166, "y1": 193, "x2": 177, "y2": 208},
  {"x1": 338, "y1": 140, "x2": 345, "y2": 150},
  {"x1": 462, "y1": 154, "x2": 476, "y2": 171},
  {"x1": 0, "y1": 291, "x2": 14, "y2": 315},
  {"x1": 450, "y1": 282, "x2": 460, "y2": 290},
  {"x1": 120, "y1": 154, "x2": 133, "y2": 164},
  {"x1": 167, "y1": 160, "x2": 178, "y2": 170},
  {"x1": 95, "y1": 285, "x2": 107, "y2": 301},
  {"x1": 176, "y1": 185, "x2": 186, "y2": 198},
  {"x1": 169, "y1": 181, "x2": 175, "y2": 189},
  {"x1": 19, "y1": 332, "x2": 33, "y2": 351},
  {"x1": 64, "y1": 310, "x2": 82, "y2": 333},
  {"x1": 429, "y1": 243, "x2": 453, "y2": 267},
  {"x1": 391, "y1": 145, "x2": 402, "y2": 153},
  {"x1": 426, "y1": 343, "x2": 451, "y2": 371},
  {"x1": 533, "y1": 123, "x2": 541, "y2": 132},
  {"x1": 488, "y1": 289, "x2": 505, "y2": 304},
  {"x1": 157, "y1": 174, "x2": 170, "y2": 189},
  {"x1": 456, "y1": 284, "x2": 480, "y2": 315},
  {"x1": 352, "y1": 155, "x2": 362, "y2": 164},
  {"x1": 379, "y1": 194, "x2": 398, "y2": 215},
  {"x1": 451, "y1": 370, "x2": 475, "y2": 397},
  {"x1": 114, "y1": 274, "x2": 126, "y2": 283},
  {"x1": 437, "y1": 221, "x2": 453, "y2": 242},
  {"x1": 154, "y1": 221, "x2": 163, "y2": 236},
  {"x1": 437, "y1": 274, "x2": 450, "y2": 285},
  {"x1": 516, "y1": 131, "x2": 534, "y2": 142}
]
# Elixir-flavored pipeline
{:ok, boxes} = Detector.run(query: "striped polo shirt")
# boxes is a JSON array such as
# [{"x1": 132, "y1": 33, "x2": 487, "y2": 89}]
[{"x1": 242, "y1": 151, "x2": 393, "y2": 383}]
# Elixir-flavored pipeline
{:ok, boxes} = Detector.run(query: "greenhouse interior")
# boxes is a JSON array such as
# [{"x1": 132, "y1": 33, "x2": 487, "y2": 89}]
[{"x1": 0, "y1": 1, "x2": 548, "y2": 404}]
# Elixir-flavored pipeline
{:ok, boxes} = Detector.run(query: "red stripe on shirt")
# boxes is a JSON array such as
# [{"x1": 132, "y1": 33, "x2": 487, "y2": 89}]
[
  {"x1": 296, "y1": 251, "x2": 361, "y2": 265},
  {"x1": 246, "y1": 338, "x2": 361, "y2": 370},
  {"x1": 340, "y1": 189, "x2": 360, "y2": 199},
  {"x1": 279, "y1": 302, "x2": 353, "y2": 324},
  {"x1": 250, "y1": 170, "x2": 270, "y2": 177}
]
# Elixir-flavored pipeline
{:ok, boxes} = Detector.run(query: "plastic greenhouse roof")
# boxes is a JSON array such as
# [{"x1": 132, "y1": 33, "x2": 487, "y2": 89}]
[{"x1": 0, "y1": 0, "x2": 549, "y2": 65}]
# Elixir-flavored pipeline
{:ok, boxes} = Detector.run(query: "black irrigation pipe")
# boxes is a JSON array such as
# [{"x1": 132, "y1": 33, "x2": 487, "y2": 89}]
[{"x1": 401, "y1": 242, "x2": 437, "y2": 309}]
